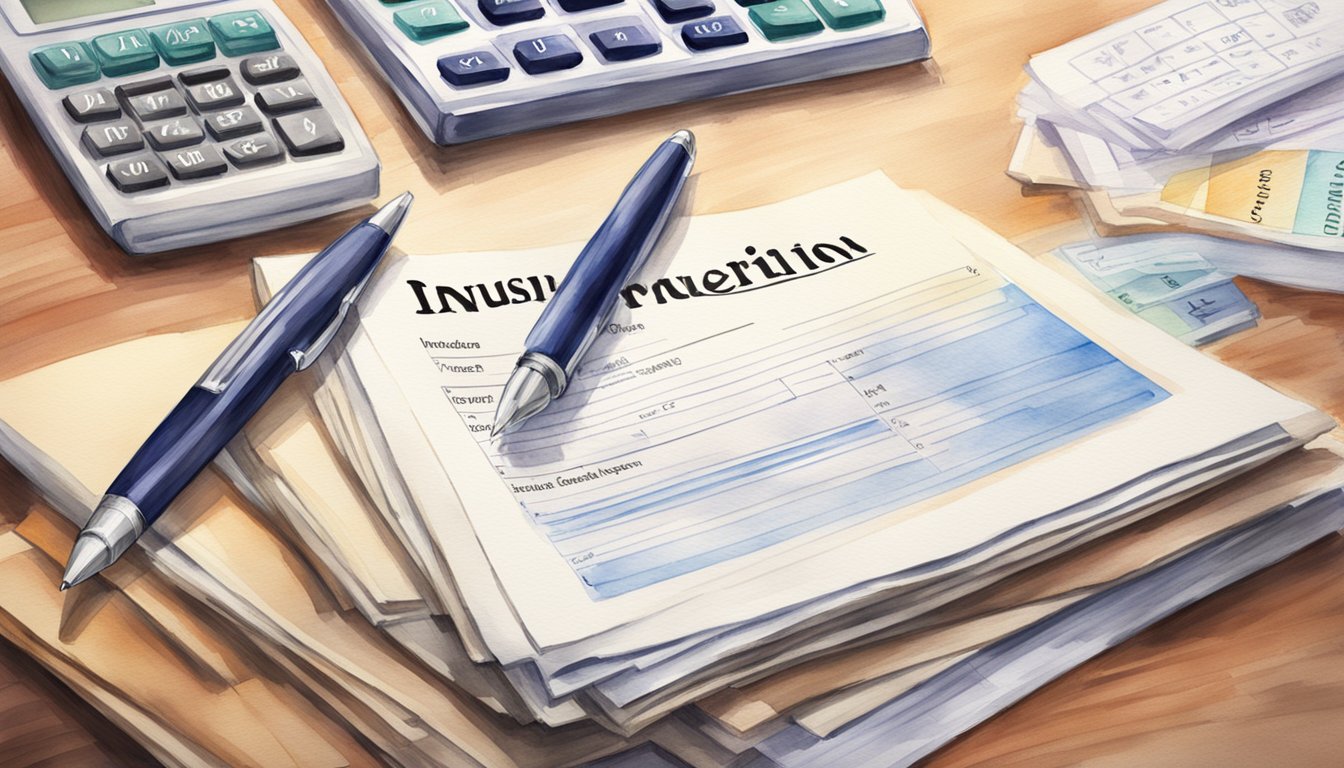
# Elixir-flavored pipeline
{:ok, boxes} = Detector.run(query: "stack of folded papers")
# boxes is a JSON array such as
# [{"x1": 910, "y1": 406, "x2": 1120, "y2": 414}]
[
  {"x1": 2, "y1": 174, "x2": 1344, "y2": 767},
  {"x1": 1010, "y1": 0, "x2": 1344, "y2": 288},
  {"x1": 1049, "y1": 235, "x2": 1260, "y2": 345}
]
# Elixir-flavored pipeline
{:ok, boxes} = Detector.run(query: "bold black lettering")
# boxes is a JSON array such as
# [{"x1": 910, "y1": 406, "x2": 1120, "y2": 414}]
[{"x1": 407, "y1": 280, "x2": 437, "y2": 314}]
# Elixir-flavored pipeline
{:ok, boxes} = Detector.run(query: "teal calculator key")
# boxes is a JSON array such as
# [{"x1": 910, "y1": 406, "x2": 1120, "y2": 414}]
[
  {"x1": 30, "y1": 42, "x2": 100, "y2": 89},
  {"x1": 208, "y1": 11, "x2": 279, "y2": 56},
  {"x1": 91, "y1": 29, "x2": 160, "y2": 77},
  {"x1": 749, "y1": 0, "x2": 822, "y2": 40},
  {"x1": 149, "y1": 19, "x2": 217, "y2": 65},
  {"x1": 393, "y1": 1, "x2": 468, "y2": 43},
  {"x1": 810, "y1": 0, "x2": 883, "y2": 29}
]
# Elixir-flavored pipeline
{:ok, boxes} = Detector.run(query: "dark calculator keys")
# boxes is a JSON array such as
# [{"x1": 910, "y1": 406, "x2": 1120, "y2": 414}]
[
  {"x1": 681, "y1": 16, "x2": 749, "y2": 50},
  {"x1": 178, "y1": 66, "x2": 230, "y2": 85},
  {"x1": 554, "y1": 0, "x2": 621, "y2": 10},
  {"x1": 478, "y1": 0, "x2": 545, "y2": 25},
  {"x1": 590, "y1": 25, "x2": 661, "y2": 61},
  {"x1": 273, "y1": 110, "x2": 345, "y2": 156},
  {"x1": 145, "y1": 116, "x2": 206, "y2": 150},
  {"x1": 223, "y1": 134, "x2": 285, "y2": 167},
  {"x1": 513, "y1": 36, "x2": 583, "y2": 75},
  {"x1": 438, "y1": 51, "x2": 511, "y2": 87},
  {"x1": 163, "y1": 144, "x2": 228, "y2": 179},
  {"x1": 186, "y1": 76, "x2": 246, "y2": 111},
  {"x1": 115, "y1": 75, "x2": 175, "y2": 99},
  {"x1": 241, "y1": 53, "x2": 300, "y2": 85},
  {"x1": 106, "y1": 155, "x2": 170, "y2": 192},
  {"x1": 255, "y1": 79, "x2": 320, "y2": 114},
  {"x1": 126, "y1": 88, "x2": 188, "y2": 121},
  {"x1": 63, "y1": 88, "x2": 121, "y2": 123},
  {"x1": 204, "y1": 106, "x2": 264, "y2": 140},
  {"x1": 83, "y1": 119, "x2": 144, "y2": 156},
  {"x1": 653, "y1": 0, "x2": 714, "y2": 22}
]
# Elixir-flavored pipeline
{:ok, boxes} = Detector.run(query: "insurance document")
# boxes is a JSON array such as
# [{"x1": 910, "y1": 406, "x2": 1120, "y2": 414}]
[{"x1": 344, "y1": 174, "x2": 1328, "y2": 655}]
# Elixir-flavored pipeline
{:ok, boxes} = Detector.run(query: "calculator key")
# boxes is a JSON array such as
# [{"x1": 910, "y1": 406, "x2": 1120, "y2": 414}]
[
  {"x1": 394, "y1": 1, "x2": 469, "y2": 42},
  {"x1": 273, "y1": 111, "x2": 345, "y2": 157},
  {"x1": 478, "y1": 0, "x2": 544, "y2": 25},
  {"x1": 748, "y1": 0, "x2": 822, "y2": 40},
  {"x1": 514, "y1": 36, "x2": 583, "y2": 74},
  {"x1": 223, "y1": 134, "x2": 284, "y2": 168},
  {"x1": 590, "y1": 25, "x2": 661, "y2": 61},
  {"x1": 179, "y1": 66, "x2": 230, "y2": 85},
  {"x1": 208, "y1": 11, "x2": 280, "y2": 56},
  {"x1": 734, "y1": 0, "x2": 773, "y2": 5},
  {"x1": 555, "y1": 0, "x2": 621, "y2": 10},
  {"x1": 106, "y1": 155, "x2": 169, "y2": 192},
  {"x1": 186, "y1": 76, "x2": 246, "y2": 111},
  {"x1": 255, "y1": 79, "x2": 320, "y2": 114},
  {"x1": 163, "y1": 145, "x2": 228, "y2": 179},
  {"x1": 438, "y1": 51, "x2": 511, "y2": 87},
  {"x1": 810, "y1": 0, "x2": 882, "y2": 29},
  {"x1": 204, "y1": 105, "x2": 264, "y2": 139},
  {"x1": 653, "y1": 0, "x2": 714, "y2": 22},
  {"x1": 30, "y1": 43, "x2": 100, "y2": 89},
  {"x1": 145, "y1": 116, "x2": 205, "y2": 150},
  {"x1": 90, "y1": 29, "x2": 159, "y2": 77},
  {"x1": 149, "y1": 19, "x2": 217, "y2": 65},
  {"x1": 63, "y1": 88, "x2": 120, "y2": 123},
  {"x1": 126, "y1": 89, "x2": 188, "y2": 121},
  {"x1": 115, "y1": 75, "x2": 175, "y2": 99},
  {"x1": 82, "y1": 120, "x2": 144, "y2": 157},
  {"x1": 681, "y1": 17, "x2": 748, "y2": 49},
  {"x1": 241, "y1": 54, "x2": 299, "y2": 85}
]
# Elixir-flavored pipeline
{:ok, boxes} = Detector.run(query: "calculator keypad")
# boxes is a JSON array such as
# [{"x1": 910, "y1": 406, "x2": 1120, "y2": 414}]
[
  {"x1": 34, "y1": 9, "x2": 349, "y2": 196},
  {"x1": 363, "y1": 0, "x2": 888, "y2": 97}
]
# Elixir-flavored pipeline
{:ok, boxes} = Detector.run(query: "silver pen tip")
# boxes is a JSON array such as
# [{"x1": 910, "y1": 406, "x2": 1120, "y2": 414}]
[
  {"x1": 61, "y1": 534, "x2": 113, "y2": 590},
  {"x1": 669, "y1": 130, "x2": 695, "y2": 161},
  {"x1": 368, "y1": 192, "x2": 415, "y2": 236},
  {"x1": 492, "y1": 367, "x2": 554, "y2": 440}
]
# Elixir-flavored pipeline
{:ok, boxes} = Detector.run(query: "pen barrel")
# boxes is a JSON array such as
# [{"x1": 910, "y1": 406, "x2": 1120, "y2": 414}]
[
  {"x1": 106, "y1": 354, "x2": 293, "y2": 523},
  {"x1": 106, "y1": 221, "x2": 393, "y2": 524},
  {"x1": 524, "y1": 139, "x2": 692, "y2": 381}
]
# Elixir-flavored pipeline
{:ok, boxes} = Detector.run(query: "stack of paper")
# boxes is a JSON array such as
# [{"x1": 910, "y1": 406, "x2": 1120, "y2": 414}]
[
  {"x1": 246, "y1": 176, "x2": 1342, "y2": 746},
  {"x1": 3, "y1": 174, "x2": 1344, "y2": 766},
  {"x1": 1011, "y1": 0, "x2": 1344, "y2": 269},
  {"x1": 1050, "y1": 235, "x2": 1259, "y2": 345}
]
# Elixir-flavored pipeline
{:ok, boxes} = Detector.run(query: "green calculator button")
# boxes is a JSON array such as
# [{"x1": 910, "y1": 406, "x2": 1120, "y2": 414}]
[
  {"x1": 393, "y1": 1, "x2": 468, "y2": 43},
  {"x1": 749, "y1": 0, "x2": 823, "y2": 40},
  {"x1": 811, "y1": 0, "x2": 883, "y2": 29},
  {"x1": 149, "y1": 19, "x2": 217, "y2": 64},
  {"x1": 208, "y1": 11, "x2": 279, "y2": 56},
  {"x1": 30, "y1": 42, "x2": 100, "y2": 89},
  {"x1": 91, "y1": 29, "x2": 159, "y2": 76}
]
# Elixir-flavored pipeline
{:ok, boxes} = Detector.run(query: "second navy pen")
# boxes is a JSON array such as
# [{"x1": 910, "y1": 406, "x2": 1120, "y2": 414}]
[
  {"x1": 61, "y1": 193, "x2": 414, "y2": 590},
  {"x1": 492, "y1": 130, "x2": 696, "y2": 438}
]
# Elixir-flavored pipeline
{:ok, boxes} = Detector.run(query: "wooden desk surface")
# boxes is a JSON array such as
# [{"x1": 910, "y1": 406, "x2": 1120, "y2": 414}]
[{"x1": 4, "y1": 0, "x2": 1344, "y2": 764}]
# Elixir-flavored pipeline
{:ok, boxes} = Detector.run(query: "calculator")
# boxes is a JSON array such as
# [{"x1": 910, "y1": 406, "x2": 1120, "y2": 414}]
[
  {"x1": 0, "y1": 0, "x2": 379, "y2": 254},
  {"x1": 322, "y1": 0, "x2": 929, "y2": 144}
]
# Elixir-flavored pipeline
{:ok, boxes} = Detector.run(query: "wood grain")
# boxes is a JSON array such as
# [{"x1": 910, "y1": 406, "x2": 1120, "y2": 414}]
[{"x1": 2, "y1": 0, "x2": 1344, "y2": 765}]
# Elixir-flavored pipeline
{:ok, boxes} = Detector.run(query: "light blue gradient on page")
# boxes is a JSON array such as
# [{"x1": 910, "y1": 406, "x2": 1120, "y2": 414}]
[{"x1": 535, "y1": 285, "x2": 1168, "y2": 598}]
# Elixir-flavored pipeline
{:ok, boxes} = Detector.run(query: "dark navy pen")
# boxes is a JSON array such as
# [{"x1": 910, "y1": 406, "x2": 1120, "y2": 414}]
[
  {"x1": 60, "y1": 192, "x2": 414, "y2": 590},
  {"x1": 491, "y1": 130, "x2": 696, "y2": 438}
]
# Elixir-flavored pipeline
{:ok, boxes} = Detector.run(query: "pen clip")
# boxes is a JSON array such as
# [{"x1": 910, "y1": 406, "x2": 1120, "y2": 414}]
[{"x1": 288, "y1": 268, "x2": 376, "y2": 371}]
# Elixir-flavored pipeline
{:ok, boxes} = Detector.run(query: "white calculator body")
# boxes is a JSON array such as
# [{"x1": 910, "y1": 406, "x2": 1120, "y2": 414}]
[
  {"x1": 0, "y1": 0, "x2": 379, "y2": 253},
  {"x1": 323, "y1": 0, "x2": 930, "y2": 144}
]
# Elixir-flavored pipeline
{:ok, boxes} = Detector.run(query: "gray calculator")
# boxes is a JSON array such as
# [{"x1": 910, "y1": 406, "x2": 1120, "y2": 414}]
[
  {"x1": 323, "y1": 0, "x2": 930, "y2": 144},
  {"x1": 0, "y1": 0, "x2": 379, "y2": 254}
]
